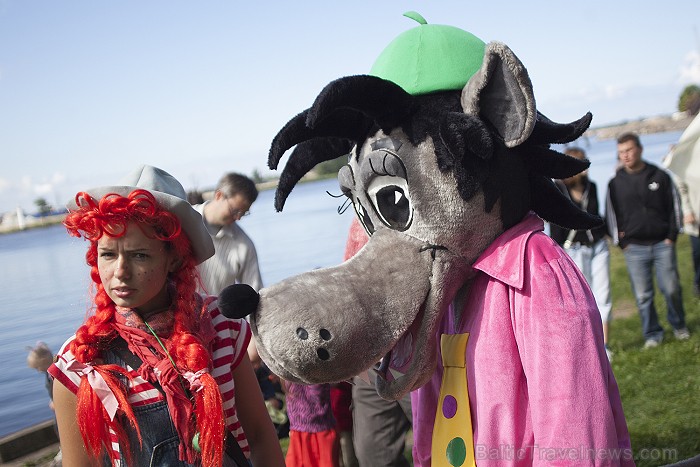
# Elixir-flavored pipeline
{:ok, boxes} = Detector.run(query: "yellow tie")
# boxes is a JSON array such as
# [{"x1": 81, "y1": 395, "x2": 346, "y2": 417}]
[{"x1": 431, "y1": 333, "x2": 476, "y2": 467}]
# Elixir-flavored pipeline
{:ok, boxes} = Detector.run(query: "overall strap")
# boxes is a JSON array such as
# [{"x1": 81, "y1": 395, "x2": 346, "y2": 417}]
[
  {"x1": 110, "y1": 337, "x2": 165, "y2": 394},
  {"x1": 110, "y1": 337, "x2": 250, "y2": 466}
]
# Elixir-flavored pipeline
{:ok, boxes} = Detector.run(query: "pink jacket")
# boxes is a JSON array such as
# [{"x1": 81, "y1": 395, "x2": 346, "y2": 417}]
[{"x1": 411, "y1": 213, "x2": 633, "y2": 466}]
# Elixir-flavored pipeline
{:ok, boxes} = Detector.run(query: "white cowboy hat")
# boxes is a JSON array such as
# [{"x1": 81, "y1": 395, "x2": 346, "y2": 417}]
[{"x1": 68, "y1": 165, "x2": 214, "y2": 264}]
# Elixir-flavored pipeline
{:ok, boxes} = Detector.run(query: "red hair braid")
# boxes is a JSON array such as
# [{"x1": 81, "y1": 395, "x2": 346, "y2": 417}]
[{"x1": 167, "y1": 252, "x2": 225, "y2": 466}]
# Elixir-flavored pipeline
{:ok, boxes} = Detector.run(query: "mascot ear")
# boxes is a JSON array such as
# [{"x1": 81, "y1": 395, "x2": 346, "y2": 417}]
[{"x1": 461, "y1": 42, "x2": 536, "y2": 148}]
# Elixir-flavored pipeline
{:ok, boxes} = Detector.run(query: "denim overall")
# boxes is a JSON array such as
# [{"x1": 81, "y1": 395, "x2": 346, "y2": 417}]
[{"x1": 103, "y1": 348, "x2": 248, "y2": 466}]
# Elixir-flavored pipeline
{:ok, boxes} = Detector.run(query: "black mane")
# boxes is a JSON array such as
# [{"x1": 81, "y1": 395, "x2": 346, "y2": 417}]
[{"x1": 269, "y1": 75, "x2": 600, "y2": 231}]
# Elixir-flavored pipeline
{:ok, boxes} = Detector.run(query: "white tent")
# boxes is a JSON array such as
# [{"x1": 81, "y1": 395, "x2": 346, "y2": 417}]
[{"x1": 666, "y1": 113, "x2": 700, "y2": 236}]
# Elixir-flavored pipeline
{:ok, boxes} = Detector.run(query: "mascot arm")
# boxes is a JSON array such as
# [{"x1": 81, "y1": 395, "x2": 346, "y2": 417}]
[{"x1": 513, "y1": 240, "x2": 630, "y2": 457}]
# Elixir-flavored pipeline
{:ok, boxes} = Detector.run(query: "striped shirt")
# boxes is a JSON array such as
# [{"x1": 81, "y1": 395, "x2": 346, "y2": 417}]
[{"x1": 48, "y1": 300, "x2": 251, "y2": 464}]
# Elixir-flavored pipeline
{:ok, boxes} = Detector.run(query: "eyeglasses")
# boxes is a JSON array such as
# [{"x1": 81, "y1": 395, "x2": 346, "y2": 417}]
[
  {"x1": 229, "y1": 208, "x2": 250, "y2": 218},
  {"x1": 225, "y1": 196, "x2": 251, "y2": 218}
]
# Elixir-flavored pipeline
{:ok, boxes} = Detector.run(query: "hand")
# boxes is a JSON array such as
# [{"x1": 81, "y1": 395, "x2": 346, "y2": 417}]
[
  {"x1": 267, "y1": 398, "x2": 282, "y2": 410},
  {"x1": 268, "y1": 373, "x2": 281, "y2": 387},
  {"x1": 664, "y1": 239, "x2": 674, "y2": 245}
]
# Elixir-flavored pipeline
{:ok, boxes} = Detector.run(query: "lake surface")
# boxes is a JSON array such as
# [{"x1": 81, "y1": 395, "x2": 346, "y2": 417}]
[
  {"x1": 0, "y1": 131, "x2": 683, "y2": 437},
  {"x1": 0, "y1": 177, "x2": 355, "y2": 436}
]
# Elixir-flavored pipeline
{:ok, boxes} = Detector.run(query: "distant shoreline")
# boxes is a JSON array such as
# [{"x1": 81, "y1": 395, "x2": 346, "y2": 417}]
[
  {"x1": 1, "y1": 115, "x2": 693, "y2": 235},
  {"x1": 0, "y1": 215, "x2": 65, "y2": 235},
  {"x1": 586, "y1": 113, "x2": 692, "y2": 140}
]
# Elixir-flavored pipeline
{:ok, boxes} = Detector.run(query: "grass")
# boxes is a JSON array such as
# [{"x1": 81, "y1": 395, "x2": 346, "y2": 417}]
[{"x1": 607, "y1": 234, "x2": 700, "y2": 466}]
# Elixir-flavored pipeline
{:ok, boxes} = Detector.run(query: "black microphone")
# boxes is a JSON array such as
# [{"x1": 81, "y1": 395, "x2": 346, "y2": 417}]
[{"x1": 218, "y1": 284, "x2": 260, "y2": 319}]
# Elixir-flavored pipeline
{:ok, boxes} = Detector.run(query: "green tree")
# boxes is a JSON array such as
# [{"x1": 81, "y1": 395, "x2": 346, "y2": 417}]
[
  {"x1": 313, "y1": 154, "x2": 347, "y2": 176},
  {"x1": 251, "y1": 168, "x2": 265, "y2": 184},
  {"x1": 34, "y1": 197, "x2": 52, "y2": 216},
  {"x1": 678, "y1": 84, "x2": 700, "y2": 115}
]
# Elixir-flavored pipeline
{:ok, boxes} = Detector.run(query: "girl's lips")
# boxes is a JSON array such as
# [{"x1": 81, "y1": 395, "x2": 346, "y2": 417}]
[{"x1": 112, "y1": 287, "x2": 135, "y2": 298}]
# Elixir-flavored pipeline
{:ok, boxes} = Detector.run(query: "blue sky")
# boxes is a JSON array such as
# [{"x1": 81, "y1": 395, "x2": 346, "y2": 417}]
[{"x1": 1, "y1": 1, "x2": 699, "y2": 214}]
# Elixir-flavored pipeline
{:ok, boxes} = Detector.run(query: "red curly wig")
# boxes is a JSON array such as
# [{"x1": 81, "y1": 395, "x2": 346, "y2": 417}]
[{"x1": 64, "y1": 189, "x2": 225, "y2": 466}]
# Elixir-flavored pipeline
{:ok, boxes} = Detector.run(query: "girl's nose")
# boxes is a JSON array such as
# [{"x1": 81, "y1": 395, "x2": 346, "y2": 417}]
[{"x1": 114, "y1": 256, "x2": 129, "y2": 278}]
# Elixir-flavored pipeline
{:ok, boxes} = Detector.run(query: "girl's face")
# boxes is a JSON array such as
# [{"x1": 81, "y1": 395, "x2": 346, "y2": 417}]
[{"x1": 97, "y1": 222, "x2": 179, "y2": 318}]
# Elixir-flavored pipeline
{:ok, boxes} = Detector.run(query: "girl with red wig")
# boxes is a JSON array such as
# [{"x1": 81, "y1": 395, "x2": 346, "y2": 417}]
[{"x1": 48, "y1": 165, "x2": 284, "y2": 467}]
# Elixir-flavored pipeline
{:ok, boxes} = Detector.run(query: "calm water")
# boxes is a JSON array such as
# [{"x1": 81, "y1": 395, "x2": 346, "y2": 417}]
[
  {"x1": 0, "y1": 131, "x2": 683, "y2": 437},
  {"x1": 0, "y1": 177, "x2": 354, "y2": 436}
]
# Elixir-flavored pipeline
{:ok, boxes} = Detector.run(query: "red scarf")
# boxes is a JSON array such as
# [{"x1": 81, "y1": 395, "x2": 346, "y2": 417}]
[{"x1": 112, "y1": 298, "x2": 217, "y2": 463}]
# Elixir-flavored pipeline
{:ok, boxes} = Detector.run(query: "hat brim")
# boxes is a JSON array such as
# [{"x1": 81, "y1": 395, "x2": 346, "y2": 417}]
[{"x1": 67, "y1": 186, "x2": 215, "y2": 264}]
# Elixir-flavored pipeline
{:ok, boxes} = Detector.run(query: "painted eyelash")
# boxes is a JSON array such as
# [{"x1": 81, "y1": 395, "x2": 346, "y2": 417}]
[
  {"x1": 326, "y1": 190, "x2": 353, "y2": 215},
  {"x1": 337, "y1": 198, "x2": 353, "y2": 215}
]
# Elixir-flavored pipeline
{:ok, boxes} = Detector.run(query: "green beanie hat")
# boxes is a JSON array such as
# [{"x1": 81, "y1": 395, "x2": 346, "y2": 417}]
[{"x1": 370, "y1": 11, "x2": 486, "y2": 96}]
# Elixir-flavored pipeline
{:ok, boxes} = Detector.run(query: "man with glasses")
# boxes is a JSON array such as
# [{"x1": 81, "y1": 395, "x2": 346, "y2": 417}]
[{"x1": 194, "y1": 172, "x2": 263, "y2": 295}]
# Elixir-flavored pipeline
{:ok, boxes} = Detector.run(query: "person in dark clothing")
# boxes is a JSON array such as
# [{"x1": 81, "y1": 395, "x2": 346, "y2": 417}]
[
  {"x1": 551, "y1": 147, "x2": 613, "y2": 359},
  {"x1": 605, "y1": 133, "x2": 690, "y2": 348}
]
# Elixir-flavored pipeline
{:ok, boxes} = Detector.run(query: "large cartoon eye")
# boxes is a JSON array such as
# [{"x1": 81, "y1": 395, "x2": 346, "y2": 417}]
[
  {"x1": 367, "y1": 176, "x2": 412, "y2": 231},
  {"x1": 354, "y1": 200, "x2": 375, "y2": 236},
  {"x1": 357, "y1": 149, "x2": 413, "y2": 231}
]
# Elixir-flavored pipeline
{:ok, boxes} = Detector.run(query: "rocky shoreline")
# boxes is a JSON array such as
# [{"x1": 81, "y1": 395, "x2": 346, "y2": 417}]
[{"x1": 586, "y1": 113, "x2": 693, "y2": 141}]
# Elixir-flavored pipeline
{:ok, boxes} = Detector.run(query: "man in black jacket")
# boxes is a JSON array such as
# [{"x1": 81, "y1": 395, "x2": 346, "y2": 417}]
[{"x1": 606, "y1": 132, "x2": 690, "y2": 348}]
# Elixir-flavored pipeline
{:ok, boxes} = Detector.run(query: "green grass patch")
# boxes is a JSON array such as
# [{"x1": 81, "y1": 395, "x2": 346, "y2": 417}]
[{"x1": 608, "y1": 234, "x2": 700, "y2": 466}]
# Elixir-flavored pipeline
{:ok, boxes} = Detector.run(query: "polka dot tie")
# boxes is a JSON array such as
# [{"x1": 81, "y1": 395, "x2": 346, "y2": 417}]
[{"x1": 431, "y1": 333, "x2": 476, "y2": 467}]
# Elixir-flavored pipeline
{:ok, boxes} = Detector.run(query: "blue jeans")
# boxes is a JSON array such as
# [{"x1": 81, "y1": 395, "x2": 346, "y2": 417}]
[
  {"x1": 623, "y1": 241, "x2": 686, "y2": 341},
  {"x1": 565, "y1": 239, "x2": 612, "y2": 323},
  {"x1": 690, "y1": 235, "x2": 700, "y2": 289}
]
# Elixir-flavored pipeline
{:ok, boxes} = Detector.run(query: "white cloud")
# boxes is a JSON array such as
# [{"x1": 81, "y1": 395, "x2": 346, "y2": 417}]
[
  {"x1": 560, "y1": 83, "x2": 632, "y2": 104},
  {"x1": 604, "y1": 84, "x2": 628, "y2": 100},
  {"x1": 29, "y1": 172, "x2": 70, "y2": 207},
  {"x1": 679, "y1": 50, "x2": 700, "y2": 84},
  {"x1": 34, "y1": 183, "x2": 54, "y2": 196},
  {"x1": 0, "y1": 172, "x2": 71, "y2": 210},
  {"x1": 19, "y1": 175, "x2": 32, "y2": 191},
  {"x1": 50, "y1": 172, "x2": 66, "y2": 184}
]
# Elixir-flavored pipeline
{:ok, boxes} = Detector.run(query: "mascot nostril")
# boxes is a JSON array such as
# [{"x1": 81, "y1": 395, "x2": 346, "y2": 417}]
[
  {"x1": 316, "y1": 348, "x2": 330, "y2": 361},
  {"x1": 218, "y1": 283, "x2": 260, "y2": 319},
  {"x1": 296, "y1": 327, "x2": 332, "y2": 343}
]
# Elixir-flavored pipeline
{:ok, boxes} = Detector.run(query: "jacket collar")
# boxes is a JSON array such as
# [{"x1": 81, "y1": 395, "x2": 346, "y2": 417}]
[{"x1": 471, "y1": 212, "x2": 543, "y2": 290}]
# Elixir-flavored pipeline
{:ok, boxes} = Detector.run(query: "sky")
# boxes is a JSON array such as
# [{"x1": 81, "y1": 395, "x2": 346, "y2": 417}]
[{"x1": 1, "y1": 1, "x2": 699, "y2": 215}]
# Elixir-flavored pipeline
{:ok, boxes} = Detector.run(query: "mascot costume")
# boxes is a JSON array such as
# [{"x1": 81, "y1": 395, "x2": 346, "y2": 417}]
[{"x1": 223, "y1": 12, "x2": 633, "y2": 466}]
